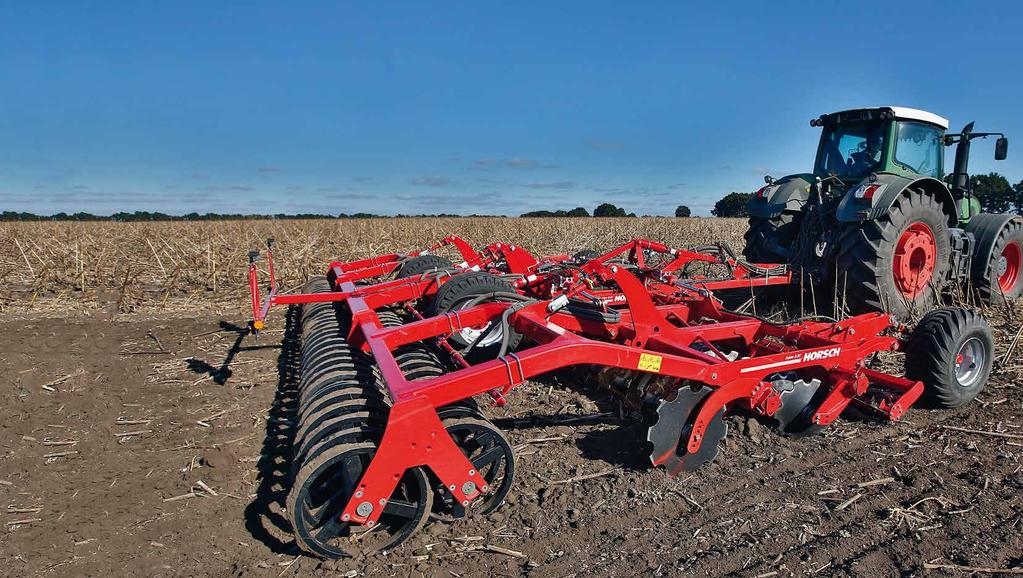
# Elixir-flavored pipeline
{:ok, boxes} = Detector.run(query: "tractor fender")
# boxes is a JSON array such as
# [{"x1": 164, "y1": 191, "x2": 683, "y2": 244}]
[
  {"x1": 836, "y1": 174, "x2": 957, "y2": 224},
  {"x1": 747, "y1": 174, "x2": 813, "y2": 218},
  {"x1": 964, "y1": 213, "x2": 1023, "y2": 281}
]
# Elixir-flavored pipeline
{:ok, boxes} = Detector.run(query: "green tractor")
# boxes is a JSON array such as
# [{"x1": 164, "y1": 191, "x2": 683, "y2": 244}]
[{"x1": 744, "y1": 106, "x2": 1019, "y2": 318}]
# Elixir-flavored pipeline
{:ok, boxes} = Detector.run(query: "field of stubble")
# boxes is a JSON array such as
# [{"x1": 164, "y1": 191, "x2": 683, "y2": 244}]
[{"x1": 0, "y1": 217, "x2": 746, "y2": 310}]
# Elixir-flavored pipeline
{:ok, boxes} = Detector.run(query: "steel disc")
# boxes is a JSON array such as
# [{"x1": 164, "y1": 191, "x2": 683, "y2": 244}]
[
  {"x1": 295, "y1": 398, "x2": 390, "y2": 448},
  {"x1": 647, "y1": 385, "x2": 728, "y2": 476},
  {"x1": 299, "y1": 385, "x2": 387, "y2": 420},
  {"x1": 770, "y1": 378, "x2": 826, "y2": 437},
  {"x1": 291, "y1": 423, "x2": 384, "y2": 477},
  {"x1": 770, "y1": 378, "x2": 824, "y2": 436},
  {"x1": 301, "y1": 378, "x2": 380, "y2": 406},
  {"x1": 293, "y1": 411, "x2": 388, "y2": 466}
]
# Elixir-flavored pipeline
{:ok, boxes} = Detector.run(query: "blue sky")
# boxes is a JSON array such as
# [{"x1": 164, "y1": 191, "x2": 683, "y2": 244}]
[{"x1": 1, "y1": 1, "x2": 1021, "y2": 216}]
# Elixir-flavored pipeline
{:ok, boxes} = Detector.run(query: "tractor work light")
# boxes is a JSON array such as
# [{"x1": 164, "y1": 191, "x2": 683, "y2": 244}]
[{"x1": 755, "y1": 185, "x2": 776, "y2": 200}]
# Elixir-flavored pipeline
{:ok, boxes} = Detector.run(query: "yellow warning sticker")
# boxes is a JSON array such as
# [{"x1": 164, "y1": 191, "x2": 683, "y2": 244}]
[{"x1": 638, "y1": 353, "x2": 663, "y2": 372}]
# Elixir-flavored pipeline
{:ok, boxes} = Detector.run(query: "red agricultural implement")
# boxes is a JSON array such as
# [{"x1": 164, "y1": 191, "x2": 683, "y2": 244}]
[{"x1": 247, "y1": 236, "x2": 994, "y2": 558}]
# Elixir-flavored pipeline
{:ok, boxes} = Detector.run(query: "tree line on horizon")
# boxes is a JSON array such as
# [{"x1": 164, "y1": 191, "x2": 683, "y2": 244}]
[
  {"x1": 0, "y1": 211, "x2": 502, "y2": 222},
  {"x1": 4, "y1": 173, "x2": 1020, "y2": 221},
  {"x1": 520, "y1": 203, "x2": 693, "y2": 218},
  {"x1": 0, "y1": 202, "x2": 695, "y2": 221}
]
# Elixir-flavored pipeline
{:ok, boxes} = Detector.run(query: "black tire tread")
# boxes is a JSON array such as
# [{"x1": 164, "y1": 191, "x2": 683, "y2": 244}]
[
  {"x1": 834, "y1": 188, "x2": 951, "y2": 318},
  {"x1": 397, "y1": 255, "x2": 453, "y2": 279},
  {"x1": 973, "y1": 218, "x2": 1023, "y2": 304},
  {"x1": 743, "y1": 211, "x2": 798, "y2": 263},
  {"x1": 427, "y1": 272, "x2": 522, "y2": 356},
  {"x1": 905, "y1": 307, "x2": 993, "y2": 408}
]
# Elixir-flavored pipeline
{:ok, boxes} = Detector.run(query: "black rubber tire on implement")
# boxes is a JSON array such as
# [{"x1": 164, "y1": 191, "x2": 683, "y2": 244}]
[
  {"x1": 969, "y1": 216, "x2": 1023, "y2": 304},
  {"x1": 427, "y1": 271, "x2": 522, "y2": 359},
  {"x1": 835, "y1": 188, "x2": 951, "y2": 319},
  {"x1": 905, "y1": 307, "x2": 993, "y2": 409},
  {"x1": 743, "y1": 212, "x2": 799, "y2": 263},
  {"x1": 397, "y1": 255, "x2": 453, "y2": 279}
]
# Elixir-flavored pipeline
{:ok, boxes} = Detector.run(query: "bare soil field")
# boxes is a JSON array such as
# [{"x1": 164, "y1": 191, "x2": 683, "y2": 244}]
[{"x1": 1, "y1": 219, "x2": 1021, "y2": 577}]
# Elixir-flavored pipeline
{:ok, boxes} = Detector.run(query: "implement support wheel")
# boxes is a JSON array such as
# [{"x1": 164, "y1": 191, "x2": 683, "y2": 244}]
[{"x1": 905, "y1": 307, "x2": 994, "y2": 408}]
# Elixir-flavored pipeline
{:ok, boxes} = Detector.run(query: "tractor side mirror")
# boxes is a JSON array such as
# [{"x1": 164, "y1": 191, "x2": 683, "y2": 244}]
[{"x1": 995, "y1": 137, "x2": 1009, "y2": 160}]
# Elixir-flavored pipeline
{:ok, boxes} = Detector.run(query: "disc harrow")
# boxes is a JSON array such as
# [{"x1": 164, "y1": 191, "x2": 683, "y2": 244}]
[{"x1": 246, "y1": 235, "x2": 995, "y2": 558}]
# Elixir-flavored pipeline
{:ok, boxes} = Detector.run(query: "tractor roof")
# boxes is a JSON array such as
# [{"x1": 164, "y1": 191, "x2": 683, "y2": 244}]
[
  {"x1": 885, "y1": 107, "x2": 949, "y2": 129},
  {"x1": 827, "y1": 106, "x2": 949, "y2": 129}
]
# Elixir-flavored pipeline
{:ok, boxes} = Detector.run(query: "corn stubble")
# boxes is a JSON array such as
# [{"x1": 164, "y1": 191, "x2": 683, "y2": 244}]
[{"x1": 0, "y1": 217, "x2": 746, "y2": 310}]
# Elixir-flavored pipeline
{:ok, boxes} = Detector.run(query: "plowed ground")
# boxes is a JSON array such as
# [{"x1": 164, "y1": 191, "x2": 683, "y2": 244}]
[{"x1": 1, "y1": 303, "x2": 1021, "y2": 577}]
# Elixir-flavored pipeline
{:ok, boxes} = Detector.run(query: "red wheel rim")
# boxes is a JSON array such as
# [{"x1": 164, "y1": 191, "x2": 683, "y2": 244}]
[
  {"x1": 892, "y1": 222, "x2": 937, "y2": 299},
  {"x1": 998, "y1": 241, "x2": 1022, "y2": 293}
]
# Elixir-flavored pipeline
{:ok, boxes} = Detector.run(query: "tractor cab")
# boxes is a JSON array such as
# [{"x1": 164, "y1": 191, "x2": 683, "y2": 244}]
[{"x1": 811, "y1": 107, "x2": 948, "y2": 181}]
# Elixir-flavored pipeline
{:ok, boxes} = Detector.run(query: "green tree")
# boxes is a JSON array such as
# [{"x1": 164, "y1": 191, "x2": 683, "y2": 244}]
[
  {"x1": 711, "y1": 192, "x2": 752, "y2": 217},
  {"x1": 971, "y1": 172, "x2": 1013, "y2": 213},
  {"x1": 593, "y1": 203, "x2": 627, "y2": 217},
  {"x1": 520, "y1": 207, "x2": 590, "y2": 217},
  {"x1": 1013, "y1": 180, "x2": 1023, "y2": 214},
  {"x1": 674, "y1": 205, "x2": 691, "y2": 217}
]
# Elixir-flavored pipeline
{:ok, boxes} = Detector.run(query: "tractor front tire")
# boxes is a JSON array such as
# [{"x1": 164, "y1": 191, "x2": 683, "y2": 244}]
[
  {"x1": 906, "y1": 307, "x2": 993, "y2": 408},
  {"x1": 835, "y1": 189, "x2": 951, "y2": 319},
  {"x1": 743, "y1": 211, "x2": 799, "y2": 263}
]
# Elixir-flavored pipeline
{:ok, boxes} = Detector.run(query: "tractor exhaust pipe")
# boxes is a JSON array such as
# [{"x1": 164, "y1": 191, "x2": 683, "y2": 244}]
[{"x1": 949, "y1": 121, "x2": 975, "y2": 197}]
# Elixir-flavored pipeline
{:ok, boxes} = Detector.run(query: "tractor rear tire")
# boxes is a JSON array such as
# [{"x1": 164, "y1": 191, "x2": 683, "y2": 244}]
[
  {"x1": 397, "y1": 255, "x2": 452, "y2": 279},
  {"x1": 743, "y1": 211, "x2": 799, "y2": 263},
  {"x1": 905, "y1": 307, "x2": 993, "y2": 408},
  {"x1": 969, "y1": 216, "x2": 1023, "y2": 304},
  {"x1": 835, "y1": 188, "x2": 951, "y2": 319}
]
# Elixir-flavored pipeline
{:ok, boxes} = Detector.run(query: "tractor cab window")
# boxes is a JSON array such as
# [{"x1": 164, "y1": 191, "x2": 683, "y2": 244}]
[
  {"x1": 816, "y1": 122, "x2": 888, "y2": 179},
  {"x1": 894, "y1": 121, "x2": 943, "y2": 178}
]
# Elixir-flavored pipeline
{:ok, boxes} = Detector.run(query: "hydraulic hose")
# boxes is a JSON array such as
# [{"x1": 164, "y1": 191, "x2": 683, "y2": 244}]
[
  {"x1": 457, "y1": 291, "x2": 534, "y2": 357},
  {"x1": 693, "y1": 242, "x2": 789, "y2": 278},
  {"x1": 724, "y1": 307, "x2": 838, "y2": 325}
]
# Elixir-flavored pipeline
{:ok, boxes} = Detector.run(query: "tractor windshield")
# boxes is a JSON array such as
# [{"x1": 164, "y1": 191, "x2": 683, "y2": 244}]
[
  {"x1": 893, "y1": 121, "x2": 943, "y2": 178},
  {"x1": 815, "y1": 122, "x2": 889, "y2": 179}
]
